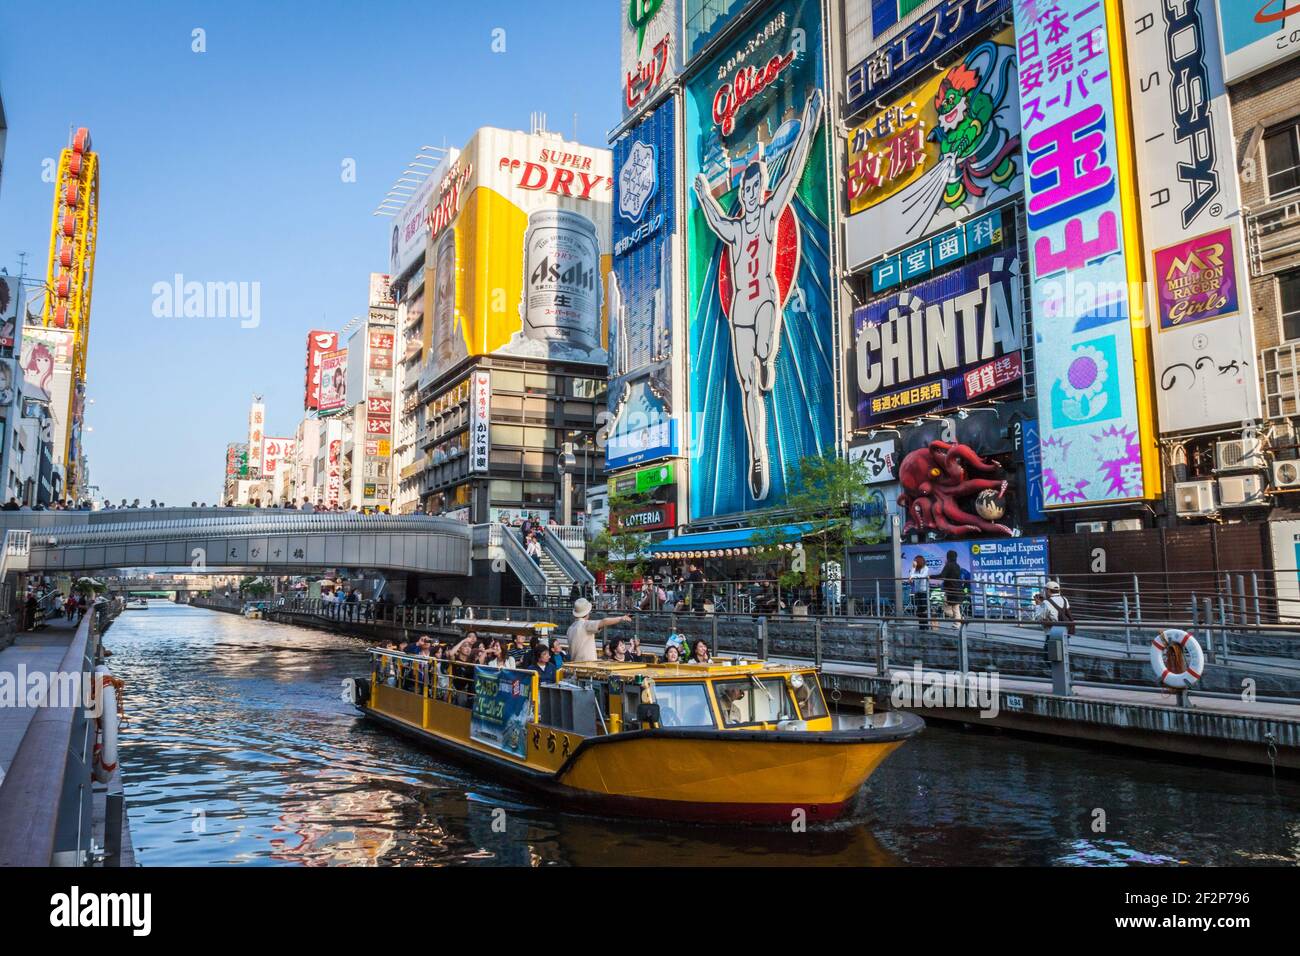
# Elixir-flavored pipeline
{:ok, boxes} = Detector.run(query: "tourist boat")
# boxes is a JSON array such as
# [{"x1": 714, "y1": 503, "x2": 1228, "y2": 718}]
[
  {"x1": 125, "y1": 598, "x2": 149, "y2": 610},
  {"x1": 346, "y1": 619, "x2": 923, "y2": 824},
  {"x1": 243, "y1": 601, "x2": 269, "y2": 619}
]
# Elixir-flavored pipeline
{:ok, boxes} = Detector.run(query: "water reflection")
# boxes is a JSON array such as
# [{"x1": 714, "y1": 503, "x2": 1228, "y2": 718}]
[{"x1": 111, "y1": 603, "x2": 1300, "y2": 866}]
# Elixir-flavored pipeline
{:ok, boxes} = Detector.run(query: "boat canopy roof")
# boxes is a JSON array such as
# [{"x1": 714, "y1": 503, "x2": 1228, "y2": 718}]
[
  {"x1": 560, "y1": 658, "x2": 813, "y2": 683},
  {"x1": 451, "y1": 618, "x2": 557, "y2": 634}
]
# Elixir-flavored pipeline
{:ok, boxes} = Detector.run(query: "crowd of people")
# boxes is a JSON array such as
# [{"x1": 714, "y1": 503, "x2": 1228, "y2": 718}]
[{"x1": 2, "y1": 497, "x2": 95, "y2": 511}]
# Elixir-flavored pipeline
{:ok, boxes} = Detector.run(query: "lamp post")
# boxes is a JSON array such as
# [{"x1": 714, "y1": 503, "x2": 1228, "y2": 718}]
[{"x1": 558, "y1": 441, "x2": 577, "y2": 526}]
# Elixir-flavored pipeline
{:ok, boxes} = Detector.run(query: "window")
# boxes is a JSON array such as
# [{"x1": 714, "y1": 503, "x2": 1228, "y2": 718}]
[
  {"x1": 653, "y1": 682, "x2": 716, "y2": 727},
  {"x1": 490, "y1": 424, "x2": 524, "y2": 446},
  {"x1": 494, "y1": 370, "x2": 525, "y2": 392},
  {"x1": 1266, "y1": 121, "x2": 1300, "y2": 199},
  {"x1": 791, "y1": 673, "x2": 828, "y2": 719},
  {"x1": 1280, "y1": 270, "x2": 1300, "y2": 341},
  {"x1": 713, "y1": 678, "x2": 798, "y2": 726}
]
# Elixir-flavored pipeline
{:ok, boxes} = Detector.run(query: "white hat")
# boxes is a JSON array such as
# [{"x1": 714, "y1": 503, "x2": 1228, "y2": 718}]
[
  {"x1": 573, "y1": 597, "x2": 592, "y2": 619},
  {"x1": 1045, "y1": 580, "x2": 1061, "y2": 592}
]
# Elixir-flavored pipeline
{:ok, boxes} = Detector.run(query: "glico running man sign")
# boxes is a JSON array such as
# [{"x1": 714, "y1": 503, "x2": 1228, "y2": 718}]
[{"x1": 685, "y1": 0, "x2": 836, "y2": 518}]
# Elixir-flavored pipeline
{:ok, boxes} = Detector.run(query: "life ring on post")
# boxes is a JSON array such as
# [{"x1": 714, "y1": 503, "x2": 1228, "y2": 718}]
[
  {"x1": 1149, "y1": 629, "x2": 1204, "y2": 690},
  {"x1": 92, "y1": 665, "x2": 122, "y2": 782}
]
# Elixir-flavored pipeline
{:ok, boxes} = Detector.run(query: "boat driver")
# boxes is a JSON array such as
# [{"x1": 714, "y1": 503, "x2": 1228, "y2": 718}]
[{"x1": 717, "y1": 685, "x2": 747, "y2": 725}]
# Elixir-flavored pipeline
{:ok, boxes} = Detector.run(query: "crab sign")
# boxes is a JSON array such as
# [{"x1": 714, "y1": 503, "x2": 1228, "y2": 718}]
[{"x1": 897, "y1": 440, "x2": 1011, "y2": 537}]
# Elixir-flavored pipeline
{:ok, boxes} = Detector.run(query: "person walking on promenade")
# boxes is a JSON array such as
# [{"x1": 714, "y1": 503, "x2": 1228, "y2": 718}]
[
  {"x1": 908, "y1": 554, "x2": 931, "y2": 628},
  {"x1": 939, "y1": 550, "x2": 965, "y2": 623}
]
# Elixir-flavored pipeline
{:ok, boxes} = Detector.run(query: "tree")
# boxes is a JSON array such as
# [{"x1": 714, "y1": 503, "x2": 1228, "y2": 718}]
[
  {"x1": 750, "y1": 453, "x2": 878, "y2": 591},
  {"x1": 587, "y1": 488, "x2": 655, "y2": 583},
  {"x1": 239, "y1": 575, "x2": 272, "y2": 597}
]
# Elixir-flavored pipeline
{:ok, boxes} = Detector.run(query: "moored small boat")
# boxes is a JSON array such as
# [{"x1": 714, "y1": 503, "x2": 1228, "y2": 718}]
[{"x1": 347, "y1": 619, "x2": 922, "y2": 824}]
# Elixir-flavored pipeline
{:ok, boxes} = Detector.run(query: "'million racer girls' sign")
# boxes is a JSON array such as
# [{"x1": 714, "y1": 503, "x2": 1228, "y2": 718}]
[{"x1": 853, "y1": 253, "x2": 1023, "y2": 427}]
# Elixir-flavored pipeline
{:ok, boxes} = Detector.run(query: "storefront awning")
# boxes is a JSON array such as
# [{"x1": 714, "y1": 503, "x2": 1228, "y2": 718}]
[{"x1": 645, "y1": 523, "x2": 811, "y2": 557}]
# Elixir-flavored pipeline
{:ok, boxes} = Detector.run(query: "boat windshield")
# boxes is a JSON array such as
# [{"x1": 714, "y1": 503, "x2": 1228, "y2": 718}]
[
  {"x1": 713, "y1": 678, "x2": 798, "y2": 726},
  {"x1": 791, "y1": 673, "x2": 827, "y2": 719},
  {"x1": 654, "y1": 682, "x2": 716, "y2": 728}
]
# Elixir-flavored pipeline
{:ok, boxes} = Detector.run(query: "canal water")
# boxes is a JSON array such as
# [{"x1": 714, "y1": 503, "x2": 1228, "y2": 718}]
[{"x1": 111, "y1": 603, "x2": 1299, "y2": 866}]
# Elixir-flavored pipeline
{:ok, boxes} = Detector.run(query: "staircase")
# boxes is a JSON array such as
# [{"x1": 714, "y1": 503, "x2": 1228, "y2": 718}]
[{"x1": 536, "y1": 549, "x2": 573, "y2": 595}]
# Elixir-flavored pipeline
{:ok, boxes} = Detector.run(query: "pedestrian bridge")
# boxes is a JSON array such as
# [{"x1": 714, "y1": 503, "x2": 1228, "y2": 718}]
[{"x1": 0, "y1": 508, "x2": 472, "y2": 576}]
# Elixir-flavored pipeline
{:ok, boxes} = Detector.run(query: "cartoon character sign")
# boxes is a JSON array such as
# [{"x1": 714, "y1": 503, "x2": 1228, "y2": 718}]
[
  {"x1": 685, "y1": 0, "x2": 836, "y2": 518},
  {"x1": 897, "y1": 440, "x2": 1012, "y2": 537},
  {"x1": 845, "y1": 27, "x2": 1023, "y2": 270}
]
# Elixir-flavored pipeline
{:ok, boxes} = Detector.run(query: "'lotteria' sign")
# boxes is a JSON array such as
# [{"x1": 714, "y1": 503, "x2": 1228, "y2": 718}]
[{"x1": 615, "y1": 501, "x2": 676, "y2": 531}]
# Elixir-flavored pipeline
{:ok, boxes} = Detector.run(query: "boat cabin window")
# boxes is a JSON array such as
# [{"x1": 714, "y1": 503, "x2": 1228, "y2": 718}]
[
  {"x1": 713, "y1": 678, "x2": 798, "y2": 726},
  {"x1": 791, "y1": 674, "x2": 827, "y2": 719},
  {"x1": 653, "y1": 682, "x2": 715, "y2": 728}
]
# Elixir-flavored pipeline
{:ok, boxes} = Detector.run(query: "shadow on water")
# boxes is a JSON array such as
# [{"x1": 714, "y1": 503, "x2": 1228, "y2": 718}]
[{"x1": 108, "y1": 603, "x2": 1300, "y2": 866}]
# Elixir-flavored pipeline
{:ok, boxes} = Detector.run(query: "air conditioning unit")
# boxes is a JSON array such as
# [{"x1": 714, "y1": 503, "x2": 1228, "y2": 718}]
[
  {"x1": 1175, "y1": 479, "x2": 1217, "y2": 515},
  {"x1": 1215, "y1": 439, "x2": 1265, "y2": 472},
  {"x1": 1110, "y1": 518, "x2": 1143, "y2": 531},
  {"x1": 1073, "y1": 521, "x2": 1107, "y2": 533},
  {"x1": 1218, "y1": 474, "x2": 1265, "y2": 507},
  {"x1": 1274, "y1": 459, "x2": 1300, "y2": 489}
]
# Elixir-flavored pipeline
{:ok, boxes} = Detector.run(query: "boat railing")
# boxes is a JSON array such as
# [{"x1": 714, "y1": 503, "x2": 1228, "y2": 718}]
[{"x1": 368, "y1": 650, "x2": 540, "y2": 720}]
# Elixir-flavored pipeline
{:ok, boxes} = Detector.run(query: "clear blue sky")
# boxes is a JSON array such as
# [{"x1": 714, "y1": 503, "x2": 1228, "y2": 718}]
[{"x1": 0, "y1": 0, "x2": 618, "y2": 504}]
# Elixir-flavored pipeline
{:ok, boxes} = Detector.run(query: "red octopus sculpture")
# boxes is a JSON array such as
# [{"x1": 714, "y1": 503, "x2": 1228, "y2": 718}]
[{"x1": 897, "y1": 440, "x2": 1011, "y2": 537}]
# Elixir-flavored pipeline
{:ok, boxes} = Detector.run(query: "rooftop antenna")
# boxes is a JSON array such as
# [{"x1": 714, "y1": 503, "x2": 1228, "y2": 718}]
[{"x1": 573, "y1": 112, "x2": 578, "y2": 142}]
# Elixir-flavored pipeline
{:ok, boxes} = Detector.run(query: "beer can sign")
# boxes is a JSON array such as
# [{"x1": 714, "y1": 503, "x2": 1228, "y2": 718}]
[{"x1": 520, "y1": 209, "x2": 601, "y2": 353}]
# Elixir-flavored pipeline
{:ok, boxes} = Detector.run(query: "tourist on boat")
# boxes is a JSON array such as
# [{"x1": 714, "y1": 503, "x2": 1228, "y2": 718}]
[
  {"x1": 662, "y1": 643, "x2": 682, "y2": 664},
  {"x1": 549, "y1": 636, "x2": 566, "y2": 669},
  {"x1": 689, "y1": 639, "x2": 712, "y2": 664},
  {"x1": 529, "y1": 645, "x2": 558, "y2": 683},
  {"x1": 565, "y1": 598, "x2": 632, "y2": 662},
  {"x1": 483, "y1": 639, "x2": 516, "y2": 669},
  {"x1": 603, "y1": 635, "x2": 640, "y2": 663}
]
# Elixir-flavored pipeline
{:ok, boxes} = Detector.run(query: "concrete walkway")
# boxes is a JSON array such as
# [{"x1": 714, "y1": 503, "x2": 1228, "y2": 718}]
[{"x1": 0, "y1": 616, "x2": 80, "y2": 781}]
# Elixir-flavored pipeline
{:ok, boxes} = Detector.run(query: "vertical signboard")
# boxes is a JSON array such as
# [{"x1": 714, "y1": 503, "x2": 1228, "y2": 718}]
[
  {"x1": 685, "y1": 0, "x2": 836, "y2": 518},
  {"x1": 470, "y1": 370, "x2": 491, "y2": 474},
  {"x1": 1013, "y1": 0, "x2": 1158, "y2": 508},
  {"x1": 1215, "y1": 0, "x2": 1300, "y2": 83},
  {"x1": 844, "y1": 24, "x2": 1023, "y2": 270},
  {"x1": 247, "y1": 401, "x2": 265, "y2": 478},
  {"x1": 262, "y1": 437, "x2": 295, "y2": 480},
  {"x1": 1124, "y1": 0, "x2": 1260, "y2": 433},
  {"x1": 623, "y1": 0, "x2": 680, "y2": 119},
  {"x1": 609, "y1": 97, "x2": 679, "y2": 471},
  {"x1": 304, "y1": 330, "x2": 339, "y2": 411}
]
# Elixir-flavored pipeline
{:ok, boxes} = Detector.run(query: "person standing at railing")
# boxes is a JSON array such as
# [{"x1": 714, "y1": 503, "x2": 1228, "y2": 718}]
[
  {"x1": 908, "y1": 555, "x2": 932, "y2": 629},
  {"x1": 939, "y1": 550, "x2": 965, "y2": 624}
]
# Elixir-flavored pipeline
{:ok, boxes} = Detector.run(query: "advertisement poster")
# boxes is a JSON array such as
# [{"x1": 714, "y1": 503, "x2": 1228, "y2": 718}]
[
  {"x1": 319, "y1": 348, "x2": 347, "y2": 412},
  {"x1": 848, "y1": 437, "x2": 898, "y2": 485},
  {"x1": 469, "y1": 666, "x2": 533, "y2": 758},
  {"x1": 388, "y1": 150, "x2": 457, "y2": 278},
  {"x1": 845, "y1": 24, "x2": 1023, "y2": 271},
  {"x1": 623, "y1": 0, "x2": 680, "y2": 118},
  {"x1": 0, "y1": 274, "x2": 18, "y2": 350},
  {"x1": 423, "y1": 128, "x2": 613, "y2": 385},
  {"x1": 303, "y1": 330, "x2": 339, "y2": 411},
  {"x1": 685, "y1": 0, "x2": 836, "y2": 518},
  {"x1": 853, "y1": 252, "x2": 1023, "y2": 426},
  {"x1": 846, "y1": 0, "x2": 1011, "y2": 115},
  {"x1": 1013, "y1": 0, "x2": 1156, "y2": 508},
  {"x1": 1216, "y1": 0, "x2": 1300, "y2": 84},
  {"x1": 609, "y1": 97, "x2": 679, "y2": 470},
  {"x1": 1124, "y1": 0, "x2": 1260, "y2": 433},
  {"x1": 901, "y1": 535, "x2": 1049, "y2": 612}
]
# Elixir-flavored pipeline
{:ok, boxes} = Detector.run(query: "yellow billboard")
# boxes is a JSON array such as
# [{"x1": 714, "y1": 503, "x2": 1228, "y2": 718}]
[{"x1": 424, "y1": 128, "x2": 613, "y2": 385}]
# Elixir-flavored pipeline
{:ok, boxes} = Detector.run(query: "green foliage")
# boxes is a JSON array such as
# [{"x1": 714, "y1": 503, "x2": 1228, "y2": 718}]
[
  {"x1": 72, "y1": 577, "x2": 107, "y2": 598},
  {"x1": 587, "y1": 487, "x2": 655, "y2": 583},
  {"x1": 751, "y1": 453, "x2": 879, "y2": 589},
  {"x1": 239, "y1": 575, "x2": 272, "y2": 597}
]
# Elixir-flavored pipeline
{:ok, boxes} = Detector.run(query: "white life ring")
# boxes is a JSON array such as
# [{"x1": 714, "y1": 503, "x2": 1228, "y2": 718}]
[
  {"x1": 92, "y1": 665, "x2": 119, "y2": 783},
  {"x1": 1149, "y1": 629, "x2": 1204, "y2": 689}
]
